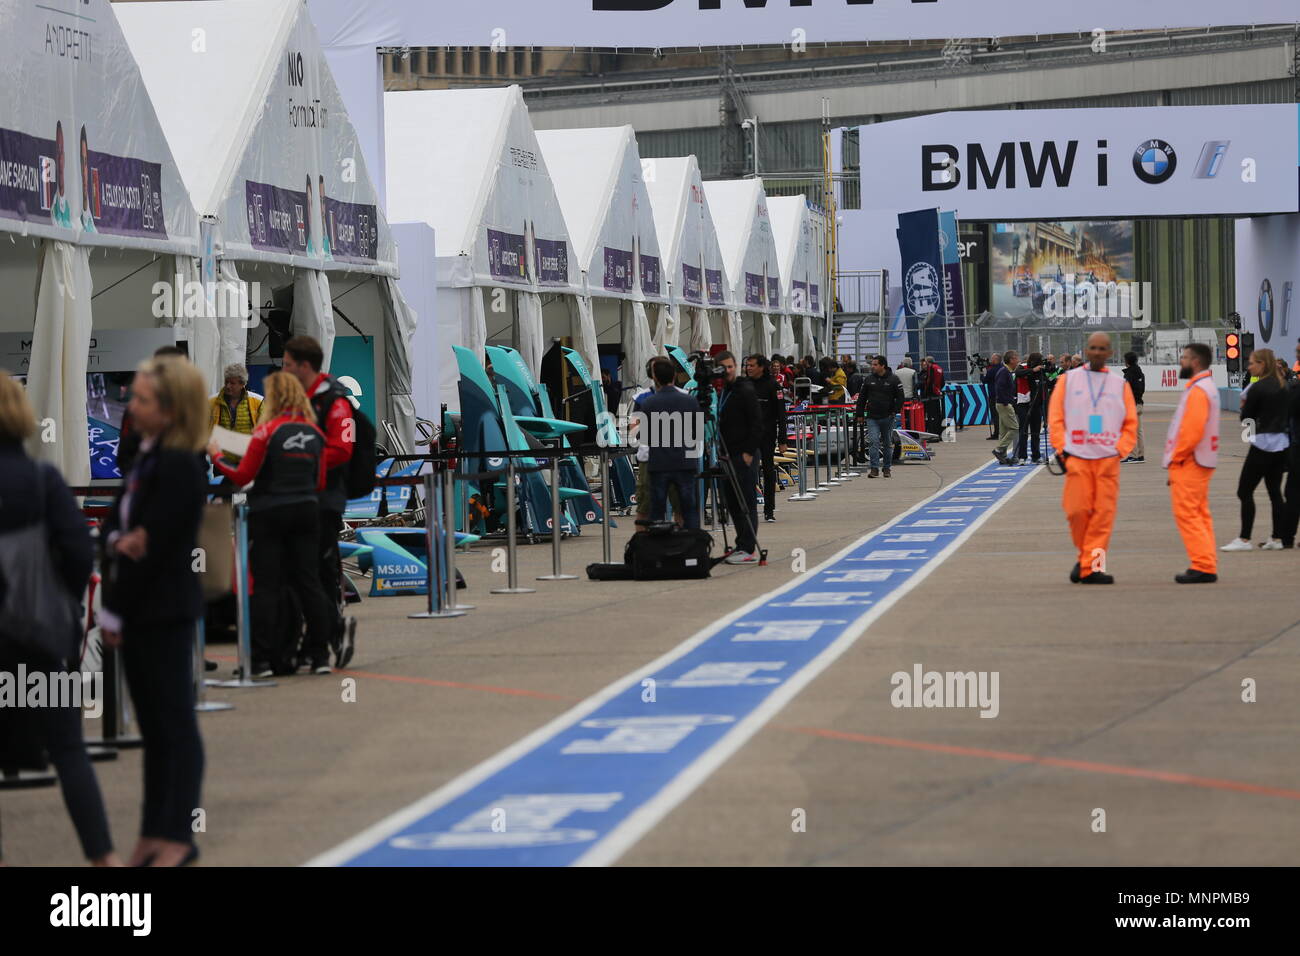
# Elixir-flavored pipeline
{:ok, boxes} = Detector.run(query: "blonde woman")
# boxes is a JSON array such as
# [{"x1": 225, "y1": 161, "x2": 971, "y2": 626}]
[
  {"x1": 208, "y1": 372, "x2": 332, "y2": 678},
  {"x1": 99, "y1": 355, "x2": 209, "y2": 867},
  {"x1": 1222, "y1": 348, "x2": 1291, "y2": 551}
]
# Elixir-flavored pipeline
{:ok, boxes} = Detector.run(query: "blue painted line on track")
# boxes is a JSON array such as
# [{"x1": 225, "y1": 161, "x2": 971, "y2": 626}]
[{"x1": 309, "y1": 460, "x2": 1042, "y2": 867}]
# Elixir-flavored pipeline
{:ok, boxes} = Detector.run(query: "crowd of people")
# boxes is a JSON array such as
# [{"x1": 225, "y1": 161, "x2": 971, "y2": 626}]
[{"x1": 0, "y1": 334, "x2": 361, "y2": 865}]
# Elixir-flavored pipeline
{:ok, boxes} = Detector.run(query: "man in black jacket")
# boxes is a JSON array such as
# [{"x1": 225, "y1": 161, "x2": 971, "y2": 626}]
[
  {"x1": 715, "y1": 351, "x2": 762, "y2": 563},
  {"x1": 1122, "y1": 351, "x2": 1146, "y2": 463},
  {"x1": 981, "y1": 353, "x2": 1003, "y2": 440},
  {"x1": 744, "y1": 354, "x2": 788, "y2": 522},
  {"x1": 854, "y1": 355, "x2": 905, "y2": 478}
]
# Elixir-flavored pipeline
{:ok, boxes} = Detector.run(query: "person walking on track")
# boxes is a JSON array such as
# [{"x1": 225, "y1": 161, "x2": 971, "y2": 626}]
[{"x1": 1047, "y1": 332, "x2": 1138, "y2": 584}]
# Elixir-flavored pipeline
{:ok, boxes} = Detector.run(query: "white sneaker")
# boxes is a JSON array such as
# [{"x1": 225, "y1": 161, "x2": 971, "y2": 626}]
[
  {"x1": 1259, "y1": 539, "x2": 1285, "y2": 551},
  {"x1": 1220, "y1": 538, "x2": 1254, "y2": 552},
  {"x1": 724, "y1": 550, "x2": 758, "y2": 565}
]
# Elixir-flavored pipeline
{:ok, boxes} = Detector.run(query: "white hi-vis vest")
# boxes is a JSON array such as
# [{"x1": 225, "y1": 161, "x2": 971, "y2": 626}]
[
  {"x1": 1162, "y1": 371, "x2": 1220, "y2": 468},
  {"x1": 1060, "y1": 366, "x2": 1128, "y2": 459}
]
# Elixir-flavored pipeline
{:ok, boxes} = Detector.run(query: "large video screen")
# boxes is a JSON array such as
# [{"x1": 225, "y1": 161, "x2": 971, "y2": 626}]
[{"x1": 990, "y1": 220, "x2": 1136, "y2": 324}]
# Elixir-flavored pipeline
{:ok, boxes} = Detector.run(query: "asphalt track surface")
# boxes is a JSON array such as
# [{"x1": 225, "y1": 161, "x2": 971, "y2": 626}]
[{"x1": 6, "y1": 395, "x2": 1299, "y2": 866}]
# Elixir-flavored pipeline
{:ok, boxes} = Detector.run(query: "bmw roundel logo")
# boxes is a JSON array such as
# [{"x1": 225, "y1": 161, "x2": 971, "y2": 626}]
[
  {"x1": 1133, "y1": 139, "x2": 1177, "y2": 184},
  {"x1": 1259, "y1": 278, "x2": 1274, "y2": 343}
]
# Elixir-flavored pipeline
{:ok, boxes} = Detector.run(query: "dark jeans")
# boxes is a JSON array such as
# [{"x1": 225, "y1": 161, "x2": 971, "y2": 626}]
[
  {"x1": 0, "y1": 659, "x2": 114, "y2": 861},
  {"x1": 1238, "y1": 445, "x2": 1288, "y2": 540},
  {"x1": 318, "y1": 508, "x2": 345, "y2": 637},
  {"x1": 758, "y1": 439, "x2": 777, "y2": 517},
  {"x1": 650, "y1": 469, "x2": 700, "y2": 528},
  {"x1": 1016, "y1": 402, "x2": 1044, "y2": 461},
  {"x1": 987, "y1": 385, "x2": 999, "y2": 437},
  {"x1": 251, "y1": 501, "x2": 333, "y2": 668},
  {"x1": 719, "y1": 454, "x2": 759, "y2": 553},
  {"x1": 121, "y1": 620, "x2": 204, "y2": 844},
  {"x1": 1281, "y1": 451, "x2": 1300, "y2": 547}
]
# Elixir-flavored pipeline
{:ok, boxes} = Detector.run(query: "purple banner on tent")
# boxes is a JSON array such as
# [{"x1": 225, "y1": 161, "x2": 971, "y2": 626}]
[
  {"x1": 245, "y1": 180, "x2": 309, "y2": 255},
  {"x1": 639, "y1": 254, "x2": 661, "y2": 297},
  {"x1": 767, "y1": 276, "x2": 780, "y2": 310},
  {"x1": 682, "y1": 263, "x2": 703, "y2": 304},
  {"x1": 84, "y1": 150, "x2": 166, "y2": 239},
  {"x1": 810, "y1": 284, "x2": 821, "y2": 313},
  {"x1": 603, "y1": 246, "x2": 633, "y2": 293},
  {"x1": 706, "y1": 268, "x2": 725, "y2": 306},
  {"x1": 744, "y1": 273, "x2": 765, "y2": 308},
  {"x1": 535, "y1": 237, "x2": 569, "y2": 286},
  {"x1": 488, "y1": 228, "x2": 528, "y2": 282},
  {"x1": 792, "y1": 280, "x2": 808, "y2": 312},
  {"x1": 323, "y1": 196, "x2": 378, "y2": 263},
  {"x1": 0, "y1": 127, "x2": 61, "y2": 228}
]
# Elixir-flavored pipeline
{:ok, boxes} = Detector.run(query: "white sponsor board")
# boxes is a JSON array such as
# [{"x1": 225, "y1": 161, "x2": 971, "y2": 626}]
[{"x1": 858, "y1": 106, "x2": 1299, "y2": 221}]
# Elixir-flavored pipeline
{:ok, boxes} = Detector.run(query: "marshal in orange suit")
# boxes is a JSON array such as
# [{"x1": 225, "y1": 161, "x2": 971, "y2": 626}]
[
  {"x1": 1048, "y1": 332, "x2": 1138, "y2": 584},
  {"x1": 1163, "y1": 342, "x2": 1220, "y2": 583}
]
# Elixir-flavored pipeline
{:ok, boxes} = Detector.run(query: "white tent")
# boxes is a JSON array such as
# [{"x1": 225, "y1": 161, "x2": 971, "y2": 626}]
[
  {"x1": 643, "y1": 156, "x2": 731, "y2": 357},
  {"x1": 536, "y1": 126, "x2": 665, "y2": 397},
  {"x1": 769, "y1": 196, "x2": 827, "y2": 361},
  {"x1": 385, "y1": 85, "x2": 580, "y2": 413},
  {"x1": 703, "y1": 179, "x2": 782, "y2": 360},
  {"x1": 119, "y1": 0, "x2": 415, "y2": 450},
  {"x1": 0, "y1": 0, "x2": 200, "y2": 485}
]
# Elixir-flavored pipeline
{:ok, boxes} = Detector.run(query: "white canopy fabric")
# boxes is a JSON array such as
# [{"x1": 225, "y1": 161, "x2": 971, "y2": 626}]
[
  {"x1": 118, "y1": 0, "x2": 396, "y2": 277},
  {"x1": 385, "y1": 85, "x2": 579, "y2": 403},
  {"x1": 1, "y1": 0, "x2": 201, "y2": 482},
  {"x1": 703, "y1": 179, "x2": 782, "y2": 319},
  {"x1": 643, "y1": 156, "x2": 730, "y2": 318},
  {"x1": 768, "y1": 196, "x2": 825, "y2": 320}
]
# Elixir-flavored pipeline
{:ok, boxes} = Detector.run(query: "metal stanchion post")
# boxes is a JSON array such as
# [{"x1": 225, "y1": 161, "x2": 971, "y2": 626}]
[
  {"x1": 538, "y1": 442, "x2": 577, "y2": 581},
  {"x1": 411, "y1": 468, "x2": 466, "y2": 618},
  {"x1": 212, "y1": 502, "x2": 276, "y2": 687},
  {"x1": 194, "y1": 618, "x2": 233, "y2": 712},
  {"x1": 446, "y1": 460, "x2": 475, "y2": 611},
  {"x1": 813, "y1": 412, "x2": 833, "y2": 491},
  {"x1": 491, "y1": 457, "x2": 535, "y2": 594},
  {"x1": 93, "y1": 640, "x2": 142, "y2": 748},
  {"x1": 600, "y1": 449, "x2": 613, "y2": 563},
  {"x1": 843, "y1": 408, "x2": 861, "y2": 477},
  {"x1": 789, "y1": 411, "x2": 816, "y2": 501}
]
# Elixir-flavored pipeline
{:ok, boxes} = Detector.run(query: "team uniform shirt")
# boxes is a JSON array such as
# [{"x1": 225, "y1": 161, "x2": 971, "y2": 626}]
[{"x1": 214, "y1": 412, "x2": 327, "y2": 512}]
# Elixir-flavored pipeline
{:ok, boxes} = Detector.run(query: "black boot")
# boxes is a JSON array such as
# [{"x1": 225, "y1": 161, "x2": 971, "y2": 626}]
[{"x1": 1175, "y1": 569, "x2": 1218, "y2": 584}]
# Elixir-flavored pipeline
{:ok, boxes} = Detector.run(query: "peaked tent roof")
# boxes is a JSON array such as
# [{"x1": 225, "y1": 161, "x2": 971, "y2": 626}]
[
  {"x1": 384, "y1": 86, "x2": 579, "y2": 294},
  {"x1": 0, "y1": 0, "x2": 197, "y2": 255},
  {"x1": 703, "y1": 179, "x2": 782, "y2": 315},
  {"x1": 535, "y1": 126, "x2": 666, "y2": 304},
  {"x1": 118, "y1": 0, "x2": 396, "y2": 275},
  {"x1": 768, "y1": 196, "x2": 824, "y2": 318},
  {"x1": 643, "y1": 156, "x2": 729, "y2": 311}
]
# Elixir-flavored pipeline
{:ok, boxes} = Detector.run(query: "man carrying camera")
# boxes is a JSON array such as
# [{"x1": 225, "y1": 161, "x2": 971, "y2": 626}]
[
  {"x1": 744, "y1": 354, "x2": 788, "y2": 523},
  {"x1": 716, "y1": 351, "x2": 762, "y2": 565},
  {"x1": 854, "y1": 355, "x2": 905, "y2": 479}
]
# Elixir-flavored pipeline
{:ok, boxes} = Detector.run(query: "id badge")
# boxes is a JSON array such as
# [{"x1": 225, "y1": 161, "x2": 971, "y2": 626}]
[{"x1": 1088, "y1": 414, "x2": 1104, "y2": 435}]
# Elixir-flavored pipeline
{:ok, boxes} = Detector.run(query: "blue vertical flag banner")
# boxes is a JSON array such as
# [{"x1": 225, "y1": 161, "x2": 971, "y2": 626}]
[
  {"x1": 896, "y1": 208, "x2": 946, "y2": 363},
  {"x1": 939, "y1": 211, "x2": 969, "y2": 383}
]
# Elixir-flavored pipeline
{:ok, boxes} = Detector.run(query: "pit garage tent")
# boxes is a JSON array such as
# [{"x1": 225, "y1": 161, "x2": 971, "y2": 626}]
[
  {"x1": 384, "y1": 85, "x2": 580, "y2": 413},
  {"x1": 643, "y1": 156, "x2": 731, "y2": 357},
  {"x1": 0, "y1": 0, "x2": 200, "y2": 485},
  {"x1": 703, "y1": 179, "x2": 782, "y2": 359},
  {"x1": 535, "y1": 126, "x2": 665, "y2": 399},
  {"x1": 768, "y1": 196, "x2": 826, "y2": 361},
  {"x1": 118, "y1": 0, "x2": 415, "y2": 452}
]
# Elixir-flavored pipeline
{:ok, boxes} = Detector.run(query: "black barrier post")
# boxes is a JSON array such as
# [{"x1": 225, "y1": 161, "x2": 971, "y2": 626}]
[
  {"x1": 193, "y1": 618, "x2": 233, "y2": 713},
  {"x1": 600, "y1": 448, "x2": 613, "y2": 563},
  {"x1": 410, "y1": 467, "x2": 466, "y2": 619},
  {"x1": 538, "y1": 441, "x2": 578, "y2": 582},
  {"x1": 445, "y1": 459, "x2": 475, "y2": 611},
  {"x1": 211, "y1": 502, "x2": 276, "y2": 688},
  {"x1": 91, "y1": 640, "x2": 143, "y2": 749},
  {"x1": 491, "y1": 457, "x2": 535, "y2": 595},
  {"x1": 789, "y1": 410, "x2": 816, "y2": 502}
]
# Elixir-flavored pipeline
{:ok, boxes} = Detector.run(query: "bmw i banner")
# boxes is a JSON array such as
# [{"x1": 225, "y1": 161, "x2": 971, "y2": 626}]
[{"x1": 859, "y1": 105, "x2": 1299, "y2": 220}]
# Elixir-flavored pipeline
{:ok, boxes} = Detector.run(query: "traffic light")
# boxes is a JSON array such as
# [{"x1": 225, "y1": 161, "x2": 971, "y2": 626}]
[
  {"x1": 1225, "y1": 332, "x2": 1241, "y2": 374},
  {"x1": 1241, "y1": 332, "x2": 1255, "y2": 370}
]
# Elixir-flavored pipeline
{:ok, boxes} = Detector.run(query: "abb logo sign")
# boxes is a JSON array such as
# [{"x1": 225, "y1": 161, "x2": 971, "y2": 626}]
[{"x1": 1160, "y1": 368, "x2": 1179, "y2": 387}]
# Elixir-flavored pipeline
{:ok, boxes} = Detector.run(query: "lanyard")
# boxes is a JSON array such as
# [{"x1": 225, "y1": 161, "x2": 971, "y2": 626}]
[{"x1": 1084, "y1": 370, "x2": 1109, "y2": 411}]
